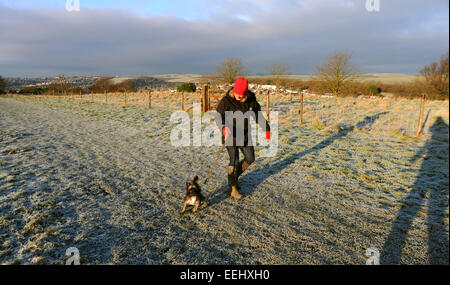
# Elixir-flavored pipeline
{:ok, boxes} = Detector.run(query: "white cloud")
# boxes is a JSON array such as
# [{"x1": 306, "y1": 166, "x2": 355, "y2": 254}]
[{"x1": 0, "y1": 0, "x2": 448, "y2": 76}]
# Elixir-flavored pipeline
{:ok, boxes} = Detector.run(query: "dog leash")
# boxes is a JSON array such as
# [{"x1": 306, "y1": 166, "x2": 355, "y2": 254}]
[{"x1": 203, "y1": 143, "x2": 226, "y2": 185}]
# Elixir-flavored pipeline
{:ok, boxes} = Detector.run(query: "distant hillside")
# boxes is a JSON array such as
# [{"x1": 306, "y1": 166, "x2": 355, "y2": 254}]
[
  {"x1": 357, "y1": 73, "x2": 421, "y2": 84},
  {"x1": 149, "y1": 73, "x2": 420, "y2": 84},
  {"x1": 248, "y1": 73, "x2": 420, "y2": 84},
  {"x1": 5, "y1": 74, "x2": 421, "y2": 92},
  {"x1": 151, "y1": 74, "x2": 203, "y2": 83},
  {"x1": 107, "y1": 76, "x2": 172, "y2": 89},
  {"x1": 4, "y1": 76, "x2": 174, "y2": 92}
]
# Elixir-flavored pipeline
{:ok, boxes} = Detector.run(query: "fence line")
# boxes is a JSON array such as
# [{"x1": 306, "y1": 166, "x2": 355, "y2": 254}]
[{"x1": 1, "y1": 88, "x2": 439, "y2": 138}]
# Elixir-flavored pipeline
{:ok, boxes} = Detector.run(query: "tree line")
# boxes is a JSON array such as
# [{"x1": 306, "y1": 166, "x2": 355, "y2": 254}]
[
  {"x1": 1, "y1": 51, "x2": 448, "y2": 100},
  {"x1": 211, "y1": 51, "x2": 449, "y2": 100},
  {"x1": 0, "y1": 76, "x2": 136, "y2": 95}
]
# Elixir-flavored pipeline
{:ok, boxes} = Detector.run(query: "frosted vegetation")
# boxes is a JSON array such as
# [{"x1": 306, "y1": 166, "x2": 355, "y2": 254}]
[{"x1": 0, "y1": 96, "x2": 448, "y2": 264}]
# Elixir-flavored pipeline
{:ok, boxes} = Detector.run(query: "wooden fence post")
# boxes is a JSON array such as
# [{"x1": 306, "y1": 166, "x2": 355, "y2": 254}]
[
  {"x1": 91, "y1": 92, "x2": 94, "y2": 103},
  {"x1": 206, "y1": 85, "x2": 210, "y2": 112},
  {"x1": 416, "y1": 93, "x2": 426, "y2": 137},
  {"x1": 201, "y1": 90, "x2": 204, "y2": 112},
  {"x1": 80, "y1": 90, "x2": 82, "y2": 100},
  {"x1": 181, "y1": 91, "x2": 185, "y2": 110},
  {"x1": 299, "y1": 91, "x2": 304, "y2": 124},
  {"x1": 147, "y1": 90, "x2": 152, "y2": 108},
  {"x1": 124, "y1": 92, "x2": 127, "y2": 106},
  {"x1": 105, "y1": 91, "x2": 108, "y2": 104},
  {"x1": 208, "y1": 90, "x2": 211, "y2": 111},
  {"x1": 202, "y1": 85, "x2": 209, "y2": 112},
  {"x1": 266, "y1": 90, "x2": 270, "y2": 121}
]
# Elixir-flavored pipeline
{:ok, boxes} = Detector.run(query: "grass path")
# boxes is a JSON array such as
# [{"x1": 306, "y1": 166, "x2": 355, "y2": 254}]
[{"x1": 0, "y1": 97, "x2": 448, "y2": 264}]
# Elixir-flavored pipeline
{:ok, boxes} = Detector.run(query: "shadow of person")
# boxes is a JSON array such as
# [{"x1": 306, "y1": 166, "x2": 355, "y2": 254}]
[
  {"x1": 241, "y1": 111, "x2": 389, "y2": 195},
  {"x1": 208, "y1": 112, "x2": 388, "y2": 206},
  {"x1": 381, "y1": 116, "x2": 449, "y2": 264}
]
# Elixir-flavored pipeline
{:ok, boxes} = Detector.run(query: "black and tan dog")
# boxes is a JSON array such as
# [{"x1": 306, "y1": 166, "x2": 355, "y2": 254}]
[{"x1": 180, "y1": 176, "x2": 208, "y2": 214}]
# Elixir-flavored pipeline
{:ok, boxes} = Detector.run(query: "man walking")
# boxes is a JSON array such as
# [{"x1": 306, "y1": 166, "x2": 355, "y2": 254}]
[{"x1": 216, "y1": 77, "x2": 271, "y2": 200}]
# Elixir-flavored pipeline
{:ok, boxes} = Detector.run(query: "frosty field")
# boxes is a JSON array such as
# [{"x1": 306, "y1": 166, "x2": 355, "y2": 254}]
[{"x1": 0, "y1": 96, "x2": 448, "y2": 265}]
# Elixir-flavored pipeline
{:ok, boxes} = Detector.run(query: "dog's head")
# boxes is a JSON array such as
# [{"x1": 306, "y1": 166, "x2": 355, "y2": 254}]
[{"x1": 186, "y1": 175, "x2": 201, "y2": 196}]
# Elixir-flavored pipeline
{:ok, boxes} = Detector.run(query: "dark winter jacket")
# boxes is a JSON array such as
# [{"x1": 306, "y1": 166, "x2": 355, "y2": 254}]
[{"x1": 215, "y1": 88, "x2": 270, "y2": 146}]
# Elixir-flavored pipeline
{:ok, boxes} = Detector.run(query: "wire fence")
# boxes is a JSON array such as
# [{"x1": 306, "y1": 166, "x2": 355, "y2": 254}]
[{"x1": 3, "y1": 88, "x2": 449, "y2": 140}]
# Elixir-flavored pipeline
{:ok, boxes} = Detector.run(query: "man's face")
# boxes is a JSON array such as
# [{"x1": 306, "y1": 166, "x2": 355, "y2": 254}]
[{"x1": 234, "y1": 91, "x2": 247, "y2": 101}]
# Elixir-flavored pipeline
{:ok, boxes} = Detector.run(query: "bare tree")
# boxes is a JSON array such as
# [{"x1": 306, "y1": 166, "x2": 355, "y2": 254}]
[
  {"x1": 314, "y1": 51, "x2": 359, "y2": 96},
  {"x1": 268, "y1": 64, "x2": 290, "y2": 90},
  {"x1": 420, "y1": 52, "x2": 449, "y2": 100},
  {"x1": 216, "y1": 57, "x2": 246, "y2": 85}
]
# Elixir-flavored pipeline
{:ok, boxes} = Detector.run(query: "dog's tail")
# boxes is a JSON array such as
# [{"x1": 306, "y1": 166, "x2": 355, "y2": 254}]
[{"x1": 193, "y1": 175, "x2": 199, "y2": 183}]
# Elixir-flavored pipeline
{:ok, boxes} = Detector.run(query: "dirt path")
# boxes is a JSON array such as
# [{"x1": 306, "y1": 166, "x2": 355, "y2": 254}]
[{"x1": 0, "y1": 97, "x2": 448, "y2": 264}]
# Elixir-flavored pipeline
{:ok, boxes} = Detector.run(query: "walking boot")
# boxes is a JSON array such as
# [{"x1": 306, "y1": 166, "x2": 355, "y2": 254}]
[{"x1": 230, "y1": 185, "x2": 243, "y2": 200}]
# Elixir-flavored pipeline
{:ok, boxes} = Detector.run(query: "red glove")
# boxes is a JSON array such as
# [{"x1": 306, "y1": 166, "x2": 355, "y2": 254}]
[
  {"x1": 222, "y1": 126, "x2": 231, "y2": 139},
  {"x1": 265, "y1": 131, "x2": 271, "y2": 141}
]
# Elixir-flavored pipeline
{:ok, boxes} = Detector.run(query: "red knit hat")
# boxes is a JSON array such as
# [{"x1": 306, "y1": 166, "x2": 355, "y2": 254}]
[{"x1": 233, "y1": 77, "x2": 248, "y2": 96}]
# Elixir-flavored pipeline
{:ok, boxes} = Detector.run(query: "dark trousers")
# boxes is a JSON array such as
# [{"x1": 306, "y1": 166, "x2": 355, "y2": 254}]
[{"x1": 226, "y1": 146, "x2": 255, "y2": 186}]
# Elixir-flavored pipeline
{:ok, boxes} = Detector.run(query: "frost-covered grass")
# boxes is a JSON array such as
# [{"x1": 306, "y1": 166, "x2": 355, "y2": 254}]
[
  {"x1": 0, "y1": 96, "x2": 448, "y2": 264},
  {"x1": 25, "y1": 93, "x2": 450, "y2": 139},
  {"x1": 34, "y1": 91, "x2": 201, "y2": 111},
  {"x1": 256, "y1": 94, "x2": 449, "y2": 139}
]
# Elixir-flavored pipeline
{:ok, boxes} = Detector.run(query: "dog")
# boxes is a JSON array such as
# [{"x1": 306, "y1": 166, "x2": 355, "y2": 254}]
[{"x1": 180, "y1": 176, "x2": 208, "y2": 214}]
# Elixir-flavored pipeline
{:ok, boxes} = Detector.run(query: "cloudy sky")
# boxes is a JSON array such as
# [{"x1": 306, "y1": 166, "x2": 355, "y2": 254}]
[{"x1": 0, "y1": 0, "x2": 448, "y2": 77}]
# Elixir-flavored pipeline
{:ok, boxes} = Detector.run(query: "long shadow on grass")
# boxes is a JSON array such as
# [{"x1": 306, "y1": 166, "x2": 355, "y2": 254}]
[
  {"x1": 381, "y1": 117, "x2": 449, "y2": 264},
  {"x1": 209, "y1": 112, "x2": 388, "y2": 205}
]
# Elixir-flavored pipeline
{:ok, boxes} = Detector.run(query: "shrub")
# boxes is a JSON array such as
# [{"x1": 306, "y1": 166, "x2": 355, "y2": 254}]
[
  {"x1": 177, "y1": 82, "x2": 196, "y2": 92},
  {"x1": 19, "y1": 86, "x2": 45, "y2": 95},
  {"x1": 366, "y1": 85, "x2": 381, "y2": 96},
  {"x1": 88, "y1": 77, "x2": 135, "y2": 93}
]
